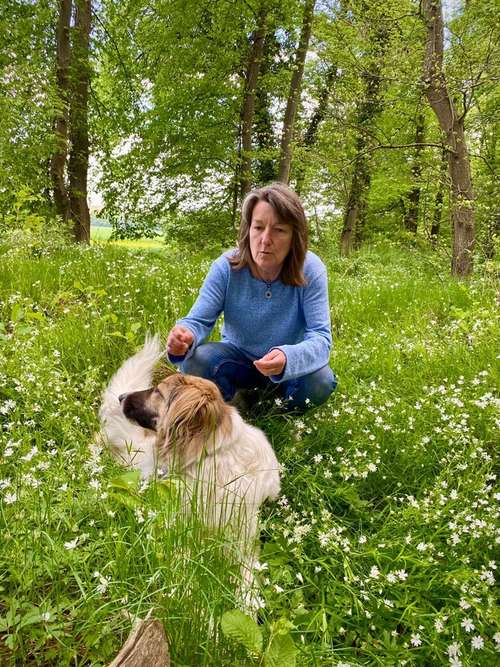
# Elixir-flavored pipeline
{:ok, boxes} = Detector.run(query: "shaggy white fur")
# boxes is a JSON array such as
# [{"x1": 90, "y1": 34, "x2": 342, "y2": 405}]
[
  {"x1": 99, "y1": 335, "x2": 162, "y2": 478},
  {"x1": 99, "y1": 336, "x2": 281, "y2": 603}
]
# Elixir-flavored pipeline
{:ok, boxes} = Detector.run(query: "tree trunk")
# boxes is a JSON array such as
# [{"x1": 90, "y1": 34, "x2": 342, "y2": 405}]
[
  {"x1": 254, "y1": 86, "x2": 276, "y2": 184},
  {"x1": 340, "y1": 147, "x2": 371, "y2": 255},
  {"x1": 68, "y1": 0, "x2": 91, "y2": 243},
  {"x1": 339, "y1": 46, "x2": 384, "y2": 255},
  {"x1": 277, "y1": 0, "x2": 316, "y2": 184},
  {"x1": 108, "y1": 618, "x2": 170, "y2": 667},
  {"x1": 50, "y1": 0, "x2": 72, "y2": 223},
  {"x1": 240, "y1": 7, "x2": 268, "y2": 199},
  {"x1": 254, "y1": 30, "x2": 280, "y2": 185},
  {"x1": 403, "y1": 109, "x2": 425, "y2": 233},
  {"x1": 295, "y1": 62, "x2": 337, "y2": 195},
  {"x1": 480, "y1": 127, "x2": 497, "y2": 260},
  {"x1": 422, "y1": 0, "x2": 475, "y2": 276},
  {"x1": 430, "y1": 145, "x2": 448, "y2": 245}
]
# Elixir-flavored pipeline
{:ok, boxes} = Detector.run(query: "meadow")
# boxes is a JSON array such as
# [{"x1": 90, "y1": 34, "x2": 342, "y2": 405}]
[{"x1": 0, "y1": 231, "x2": 498, "y2": 666}]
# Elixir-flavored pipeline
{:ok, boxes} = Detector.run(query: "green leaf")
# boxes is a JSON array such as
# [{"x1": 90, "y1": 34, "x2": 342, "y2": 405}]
[
  {"x1": 264, "y1": 632, "x2": 297, "y2": 667},
  {"x1": 155, "y1": 478, "x2": 183, "y2": 507},
  {"x1": 18, "y1": 607, "x2": 42, "y2": 630},
  {"x1": 109, "y1": 490, "x2": 141, "y2": 510},
  {"x1": 11, "y1": 304, "x2": 24, "y2": 322},
  {"x1": 109, "y1": 470, "x2": 141, "y2": 492},
  {"x1": 334, "y1": 485, "x2": 369, "y2": 510},
  {"x1": 221, "y1": 609, "x2": 263, "y2": 657}
]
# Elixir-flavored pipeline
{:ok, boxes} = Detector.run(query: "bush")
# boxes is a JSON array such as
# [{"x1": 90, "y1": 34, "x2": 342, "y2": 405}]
[{"x1": 0, "y1": 188, "x2": 72, "y2": 258}]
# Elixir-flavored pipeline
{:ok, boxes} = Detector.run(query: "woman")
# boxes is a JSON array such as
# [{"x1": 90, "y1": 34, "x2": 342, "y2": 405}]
[{"x1": 167, "y1": 182, "x2": 337, "y2": 412}]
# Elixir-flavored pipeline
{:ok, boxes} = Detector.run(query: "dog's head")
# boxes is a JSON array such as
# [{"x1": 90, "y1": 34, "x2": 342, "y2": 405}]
[{"x1": 120, "y1": 373, "x2": 231, "y2": 467}]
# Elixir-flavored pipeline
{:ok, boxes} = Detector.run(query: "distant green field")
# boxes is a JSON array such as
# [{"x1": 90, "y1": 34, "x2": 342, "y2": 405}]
[{"x1": 91, "y1": 225, "x2": 165, "y2": 249}]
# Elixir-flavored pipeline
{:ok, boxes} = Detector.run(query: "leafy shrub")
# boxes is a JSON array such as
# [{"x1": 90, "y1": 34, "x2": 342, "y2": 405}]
[{"x1": 0, "y1": 188, "x2": 72, "y2": 258}]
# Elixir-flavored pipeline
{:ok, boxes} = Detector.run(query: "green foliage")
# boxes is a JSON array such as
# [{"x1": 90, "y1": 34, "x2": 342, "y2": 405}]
[
  {"x1": 0, "y1": 1, "x2": 56, "y2": 215},
  {"x1": 0, "y1": 188, "x2": 71, "y2": 258},
  {"x1": 221, "y1": 610, "x2": 297, "y2": 666},
  {"x1": 221, "y1": 610, "x2": 264, "y2": 657},
  {"x1": 1, "y1": 0, "x2": 497, "y2": 256},
  {"x1": 0, "y1": 239, "x2": 498, "y2": 664},
  {"x1": 163, "y1": 206, "x2": 236, "y2": 249}
]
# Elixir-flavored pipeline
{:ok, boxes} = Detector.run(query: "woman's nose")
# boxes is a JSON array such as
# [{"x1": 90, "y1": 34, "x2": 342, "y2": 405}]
[{"x1": 261, "y1": 229, "x2": 272, "y2": 245}]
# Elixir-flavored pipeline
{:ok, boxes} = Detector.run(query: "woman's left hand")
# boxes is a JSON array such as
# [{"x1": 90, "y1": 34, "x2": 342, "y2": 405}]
[{"x1": 254, "y1": 349, "x2": 287, "y2": 377}]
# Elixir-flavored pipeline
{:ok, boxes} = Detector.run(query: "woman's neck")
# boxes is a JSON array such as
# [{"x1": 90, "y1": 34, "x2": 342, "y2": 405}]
[{"x1": 251, "y1": 262, "x2": 281, "y2": 283}]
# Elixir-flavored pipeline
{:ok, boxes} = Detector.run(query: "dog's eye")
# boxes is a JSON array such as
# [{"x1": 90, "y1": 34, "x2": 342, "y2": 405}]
[{"x1": 153, "y1": 387, "x2": 166, "y2": 400}]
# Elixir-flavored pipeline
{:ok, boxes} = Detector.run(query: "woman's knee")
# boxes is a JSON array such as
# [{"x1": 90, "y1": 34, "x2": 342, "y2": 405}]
[
  {"x1": 181, "y1": 343, "x2": 220, "y2": 379},
  {"x1": 291, "y1": 366, "x2": 337, "y2": 410},
  {"x1": 312, "y1": 368, "x2": 337, "y2": 405}
]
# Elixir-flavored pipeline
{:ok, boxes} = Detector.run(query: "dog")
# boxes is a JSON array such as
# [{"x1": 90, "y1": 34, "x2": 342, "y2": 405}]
[{"x1": 99, "y1": 336, "x2": 281, "y2": 602}]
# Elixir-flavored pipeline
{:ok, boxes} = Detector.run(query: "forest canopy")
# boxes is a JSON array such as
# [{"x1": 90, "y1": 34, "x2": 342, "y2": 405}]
[{"x1": 1, "y1": 0, "x2": 498, "y2": 273}]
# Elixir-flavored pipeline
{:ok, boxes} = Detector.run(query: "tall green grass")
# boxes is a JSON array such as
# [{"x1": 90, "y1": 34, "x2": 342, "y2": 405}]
[{"x1": 0, "y1": 237, "x2": 498, "y2": 665}]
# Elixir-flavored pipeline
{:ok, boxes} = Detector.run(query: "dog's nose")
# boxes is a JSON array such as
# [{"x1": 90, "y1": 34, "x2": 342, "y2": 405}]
[{"x1": 118, "y1": 393, "x2": 127, "y2": 403}]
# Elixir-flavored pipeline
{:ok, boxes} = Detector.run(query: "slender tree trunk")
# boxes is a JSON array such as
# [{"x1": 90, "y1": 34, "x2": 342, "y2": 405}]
[
  {"x1": 295, "y1": 62, "x2": 337, "y2": 195},
  {"x1": 422, "y1": 0, "x2": 475, "y2": 276},
  {"x1": 340, "y1": 147, "x2": 371, "y2": 255},
  {"x1": 339, "y1": 53, "x2": 383, "y2": 255},
  {"x1": 51, "y1": 0, "x2": 72, "y2": 223},
  {"x1": 240, "y1": 7, "x2": 268, "y2": 199},
  {"x1": 254, "y1": 86, "x2": 276, "y2": 184},
  {"x1": 277, "y1": 0, "x2": 316, "y2": 184},
  {"x1": 403, "y1": 109, "x2": 425, "y2": 233},
  {"x1": 430, "y1": 145, "x2": 448, "y2": 245},
  {"x1": 481, "y1": 132, "x2": 497, "y2": 259},
  {"x1": 68, "y1": 0, "x2": 91, "y2": 243},
  {"x1": 254, "y1": 30, "x2": 280, "y2": 185}
]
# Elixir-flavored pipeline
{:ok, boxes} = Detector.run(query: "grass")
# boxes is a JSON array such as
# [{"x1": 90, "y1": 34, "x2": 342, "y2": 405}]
[
  {"x1": 90, "y1": 224, "x2": 165, "y2": 249},
  {"x1": 0, "y1": 233, "x2": 498, "y2": 666}
]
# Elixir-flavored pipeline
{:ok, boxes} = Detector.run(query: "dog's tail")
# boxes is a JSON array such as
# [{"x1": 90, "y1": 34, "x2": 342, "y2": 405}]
[{"x1": 99, "y1": 334, "x2": 164, "y2": 426}]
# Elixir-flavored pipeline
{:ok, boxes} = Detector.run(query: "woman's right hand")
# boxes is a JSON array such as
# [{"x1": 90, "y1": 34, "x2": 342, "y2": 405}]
[{"x1": 167, "y1": 325, "x2": 194, "y2": 357}]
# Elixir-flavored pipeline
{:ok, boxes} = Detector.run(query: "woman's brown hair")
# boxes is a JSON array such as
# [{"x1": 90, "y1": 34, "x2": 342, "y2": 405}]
[{"x1": 229, "y1": 182, "x2": 308, "y2": 286}]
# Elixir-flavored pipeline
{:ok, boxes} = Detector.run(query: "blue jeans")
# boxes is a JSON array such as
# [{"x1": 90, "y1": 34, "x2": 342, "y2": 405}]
[{"x1": 181, "y1": 342, "x2": 337, "y2": 412}]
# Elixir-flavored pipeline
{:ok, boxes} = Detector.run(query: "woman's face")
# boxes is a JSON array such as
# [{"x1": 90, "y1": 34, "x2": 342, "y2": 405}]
[{"x1": 249, "y1": 201, "x2": 293, "y2": 280}]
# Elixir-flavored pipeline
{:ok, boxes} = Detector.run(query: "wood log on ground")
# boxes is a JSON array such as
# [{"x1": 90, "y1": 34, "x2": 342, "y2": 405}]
[{"x1": 108, "y1": 619, "x2": 170, "y2": 667}]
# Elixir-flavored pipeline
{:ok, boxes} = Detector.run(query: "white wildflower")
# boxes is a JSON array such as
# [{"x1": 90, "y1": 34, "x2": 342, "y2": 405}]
[
  {"x1": 4, "y1": 492, "x2": 17, "y2": 504},
  {"x1": 471, "y1": 636, "x2": 484, "y2": 650},
  {"x1": 64, "y1": 537, "x2": 79, "y2": 550},
  {"x1": 461, "y1": 618, "x2": 475, "y2": 633}
]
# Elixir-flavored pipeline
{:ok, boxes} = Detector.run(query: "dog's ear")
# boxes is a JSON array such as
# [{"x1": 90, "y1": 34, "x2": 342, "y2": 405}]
[{"x1": 157, "y1": 382, "x2": 228, "y2": 467}]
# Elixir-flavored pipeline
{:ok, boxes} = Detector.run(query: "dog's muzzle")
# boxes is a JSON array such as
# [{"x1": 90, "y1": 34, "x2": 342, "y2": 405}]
[{"x1": 121, "y1": 388, "x2": 158, "y2": 430}]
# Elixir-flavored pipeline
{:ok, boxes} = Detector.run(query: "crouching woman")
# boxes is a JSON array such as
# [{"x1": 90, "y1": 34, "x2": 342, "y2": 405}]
[{"x1": 167, "y1": 182, "x2": 337, "y2": 413}]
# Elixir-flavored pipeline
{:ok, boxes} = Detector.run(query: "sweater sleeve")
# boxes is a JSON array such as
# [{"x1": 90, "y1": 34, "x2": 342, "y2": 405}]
[
  {"x1": 270, "y1": 269, "x2": 332, "y2": 382},
  {"x1": 168, "y1": 257, "x2": 227, "y2": 364}
]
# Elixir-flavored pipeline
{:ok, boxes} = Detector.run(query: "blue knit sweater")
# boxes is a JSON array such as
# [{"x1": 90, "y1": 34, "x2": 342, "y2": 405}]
[{"x1": 169, "y1": 250, "x2": 332, "y2": 382}]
